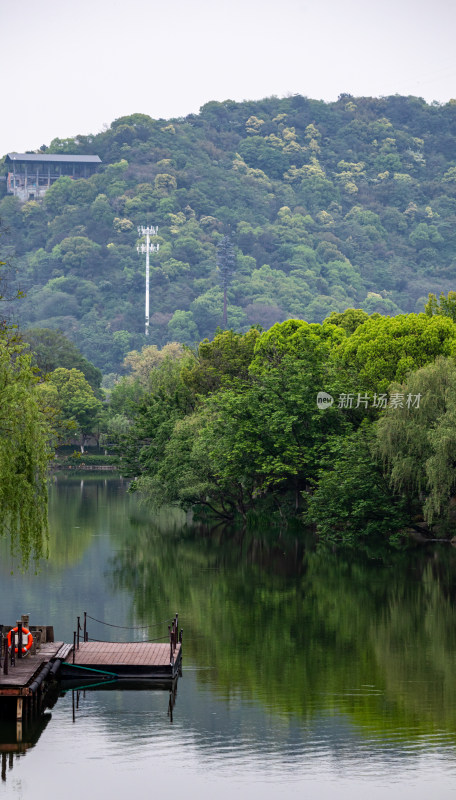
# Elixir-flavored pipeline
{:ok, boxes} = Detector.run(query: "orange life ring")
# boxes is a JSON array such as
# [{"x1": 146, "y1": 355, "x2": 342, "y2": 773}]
[{"x1": 7, "y1": 627, "x2": 33, "y2": 655}]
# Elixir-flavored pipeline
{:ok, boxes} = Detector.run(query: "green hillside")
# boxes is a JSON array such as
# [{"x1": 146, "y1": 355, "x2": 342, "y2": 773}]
[{"x1": 2, "y1": 94, "x2": 456, "y2": 372}]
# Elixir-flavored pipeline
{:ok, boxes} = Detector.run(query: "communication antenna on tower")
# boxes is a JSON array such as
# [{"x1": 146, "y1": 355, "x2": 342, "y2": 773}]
[{"x1": 137, "y1": 225, "x2": 159, "y2": 336}]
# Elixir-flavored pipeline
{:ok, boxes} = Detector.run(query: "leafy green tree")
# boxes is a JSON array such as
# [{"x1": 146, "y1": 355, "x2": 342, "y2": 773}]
[
  {"x1": 336, "y1": 313, "x2": 456, "y2": 391},
  {"x1": 182, "y1": 328, "x2": 261, "y2": 396},
  {"x1": 190, "y1": 289, "x2": 224, "y2": 338},
  {"x1": 306, "y1": 424, "x2": 407, "y2": 546},
  {"x1": 167, "y1": 310, "x2": 199, "y2": 345},
  {"x1": 238, "y1": 136, "x2": 289, "y2": 179},
  {"x1": 425, "y1": 291, "x2": 456, "y2": 323},
  {"x1": 47, "y1": 368, "x2": 103, "y2": 452},
  {"x1": 325, "y1": 308, "x2": 371, "y2": 334},
  {"x1": 42, "y1": 176, "x2": 77, "y2": 214},
  {"x1": 136, "y1": 320, "x2": 349, "y2": 518},
  {"x1": 135, "y1": 411, "x2": 225, "y2": 515},
  {"x1": 0, "y1": 195, "x2": 23, "y2": 235},
  {"x1": 121, "y1": 351, "x2": 195, "y2": 479},
  {"x1": 212, "y1": 320, "x2": 349, "y2": 501},
  {"x1": 51, "y1": 236, "x2": 102, "y2": 275},
  {"x1": 112, "y1": 330, "x2": 133, "y2": 364},
  {"x1": 122, "y1": 342, "x2": 185, "y2": 389}
]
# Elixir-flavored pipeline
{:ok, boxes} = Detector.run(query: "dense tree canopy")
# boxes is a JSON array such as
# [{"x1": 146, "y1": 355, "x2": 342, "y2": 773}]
[
  {"x1": 107, "y1": 307, "x2": 456, "y2": 544},
  {"x1": 45, "y1": 367, "x2": 103, "y2": 452},
  {"x1": 336, "y1": 313, "x2": 456, "y2": 391}
]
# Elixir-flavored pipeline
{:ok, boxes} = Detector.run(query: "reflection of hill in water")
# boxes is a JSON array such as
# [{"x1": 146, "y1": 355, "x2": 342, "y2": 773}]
[
  {"x1": 0, "y1": 473, "x2": 187, "y2": 573},
  {"x1": 47, "y1": 474, "x2": 187, "y2": 567},
  {"x1": 47, "y1": 474, "x2": 137, "y2": 567},
  {"x1": 2, "y1": 477, "x2": 456, "y2": 772},
  {"x1": 110, "y1": 522, "x2": 456, "y2": 743},
  {"x1": 44, "y1": 670, "x2": 456, "y2": 780}
]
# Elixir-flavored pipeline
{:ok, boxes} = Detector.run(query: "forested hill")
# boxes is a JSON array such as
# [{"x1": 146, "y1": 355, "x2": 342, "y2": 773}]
[{"x1": 2, "y1": 94, "x2": 456, "y2": 373}]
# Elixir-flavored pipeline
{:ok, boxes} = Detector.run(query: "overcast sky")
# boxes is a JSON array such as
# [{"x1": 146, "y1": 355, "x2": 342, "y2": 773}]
[{"x1": 2, "y1": 0, "x2": 456, "y2": 156}]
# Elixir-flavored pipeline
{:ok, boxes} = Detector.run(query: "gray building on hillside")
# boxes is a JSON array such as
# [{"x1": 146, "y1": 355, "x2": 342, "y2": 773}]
[{"x1": 5, "y1": 153, "x2": 102, "y2": 201}]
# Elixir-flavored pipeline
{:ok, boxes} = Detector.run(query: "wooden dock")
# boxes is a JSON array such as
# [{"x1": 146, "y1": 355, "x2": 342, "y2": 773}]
[
  {"x1": 0, "y1": 612, "x2": 183, "y2": 719},
  {"x1": 61, "y1": 641, "x2": 182, "y2": 680}
]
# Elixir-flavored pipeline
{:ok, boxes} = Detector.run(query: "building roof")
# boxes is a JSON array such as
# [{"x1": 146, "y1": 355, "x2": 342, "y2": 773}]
[{"x1": 6, "y1": 153, "x2": 102, "y2": 163}]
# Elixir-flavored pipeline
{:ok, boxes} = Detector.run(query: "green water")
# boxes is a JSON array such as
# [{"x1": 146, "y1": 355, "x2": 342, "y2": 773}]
[{"x1": 1, "y1": 475, "x2": 456, "y2": 798}]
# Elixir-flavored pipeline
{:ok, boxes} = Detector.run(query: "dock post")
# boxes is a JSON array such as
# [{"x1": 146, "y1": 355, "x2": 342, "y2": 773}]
[
  {"x1": 73, "y1": 632, "x2": 76, "y2": 663},
  {"x1": 77, "y1": 617, "x2": 80, "y2": 649},
  {"x1": 83, "y1": 612, "x2": 87, "y2": 642},
  {"x1": 10, "y1": 631, "x2": 15, "y2": 666},
  {"x1": 17, "y1": 621, "x2": 23, "y2": 660},
  {"x1": 2, "y1": 637, "x2": 7, "y2": 675}
]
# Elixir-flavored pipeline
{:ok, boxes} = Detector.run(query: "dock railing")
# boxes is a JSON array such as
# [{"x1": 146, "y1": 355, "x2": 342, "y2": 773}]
[{"x1": 79, "y1": 611, "x2": 183, "y2": 666}]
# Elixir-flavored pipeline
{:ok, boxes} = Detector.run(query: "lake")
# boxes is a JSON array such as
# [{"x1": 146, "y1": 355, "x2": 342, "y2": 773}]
[{"x1": 1, "y1": 474, "x2": 456, "y2": 799}]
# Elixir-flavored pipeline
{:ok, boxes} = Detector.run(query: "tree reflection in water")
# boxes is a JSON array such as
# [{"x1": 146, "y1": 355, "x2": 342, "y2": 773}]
[{"x1": 109, "y1": 520, "x2": 456, "y2": 741}]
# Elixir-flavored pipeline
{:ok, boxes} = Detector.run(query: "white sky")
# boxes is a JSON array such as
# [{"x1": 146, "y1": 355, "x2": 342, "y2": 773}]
[{"x1": 2, "y1": 0, "x2": 456, "y2": 156}]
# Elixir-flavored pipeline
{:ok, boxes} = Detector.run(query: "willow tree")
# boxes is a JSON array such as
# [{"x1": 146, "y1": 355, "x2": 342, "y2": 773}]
[
  {"x1": 377, "y1": 357, "x2": 456, "y2": 530},
  {"x1": 0, "y1": 329, "x2": 52, "y2": 566}
]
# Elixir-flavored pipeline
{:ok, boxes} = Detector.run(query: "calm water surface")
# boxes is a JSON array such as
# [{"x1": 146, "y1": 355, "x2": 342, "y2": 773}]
[{"x1": 1, "y1": 475, "x2": 456, "y2": 798}]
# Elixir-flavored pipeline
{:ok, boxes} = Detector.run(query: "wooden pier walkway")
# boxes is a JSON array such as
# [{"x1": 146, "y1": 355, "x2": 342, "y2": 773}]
[{"x1": 0, "y1": 643, "x2": 71, "y2": 697}]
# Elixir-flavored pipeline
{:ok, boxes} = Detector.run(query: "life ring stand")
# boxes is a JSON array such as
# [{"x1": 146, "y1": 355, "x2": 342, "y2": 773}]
[{"x1": 7, "y1": 627, "x2": 33, "y2": 656}]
